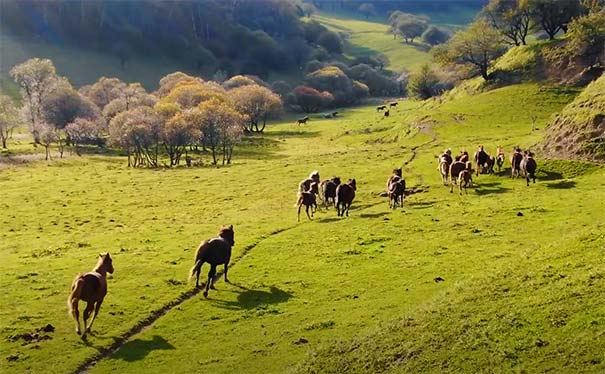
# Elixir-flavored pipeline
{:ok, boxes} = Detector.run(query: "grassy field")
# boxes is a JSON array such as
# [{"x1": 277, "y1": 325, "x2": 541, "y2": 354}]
[{"x1": 2, "y1": 83, "x2": 605, "y2": 374}]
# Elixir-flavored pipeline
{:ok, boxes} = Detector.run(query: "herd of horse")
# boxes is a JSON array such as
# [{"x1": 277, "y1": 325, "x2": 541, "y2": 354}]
[{"x1": 438, "y1": 145, "x2": 538, "y2": 194}]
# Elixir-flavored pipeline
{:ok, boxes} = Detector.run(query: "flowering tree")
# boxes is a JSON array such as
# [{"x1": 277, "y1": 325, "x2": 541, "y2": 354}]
[{"x1": 0, "y1": 94, "x2": 20, "y2": 149}]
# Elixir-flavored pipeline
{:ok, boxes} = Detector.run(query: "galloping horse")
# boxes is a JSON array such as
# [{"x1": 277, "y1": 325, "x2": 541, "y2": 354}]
[
  {"x1": 336, "y1": 179, "x2": 357, "y2": 217},
  {"x1": 190, "y1": 225, "x2": 235, "y2": 298},
  {"x1": 299, "y1": 171, "x2": 321, "y2": 193},
  {"x1": 496, "y1": 146, "x2": 505, "y2": 173},
  {"x1": 510, "y1": 148, "x2": 523, "y2": 178},
  {"x1": 458, "y1": 168, "x2": 473, "y2": 194},
  {"x1": 438, "y1": 150, "x2": 453, "y2": 186},
  {"x1": 297, "y1": 182, "x2": 318, "y2": 221},
  {"x1": 449, "y1": 161, "x2": 468, "y2": 193},
  {"x1": 520, "y1": 151, "x2": 537, "y2": 186},
  {"x1": 386, "y1": 168, "x2": 403, "y2": 190},
  {"x1": 474, "y1": 145, "x2": 494, "y2": 176},
  {"x1": 388, "y1": 175, "x2": 406, "y2": 208},
  {"x1": 68, "y1": 253, "x2": 114, "y2": 338},
  {"x1": 297, "y1": 116, "x2": 309, "y2": 125},
  {"x1": 320, "y1": 177, "x2": 341, "y2": 208}
]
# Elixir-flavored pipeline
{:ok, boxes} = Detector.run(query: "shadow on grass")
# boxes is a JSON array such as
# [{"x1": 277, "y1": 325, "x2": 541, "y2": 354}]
[
  {"x1": 359, "y1": 212, "x2": 389, "y2": 219},
  {"x1": 265, "y1": 130, "x2": 321, "y2": 139},
  {"x1": 546, "y1": 180, "x2": 577, "y2": 189},
  {"x1": 112, "y1": 335, "x2": 175, "y2": 362},
  {"x1": 214, "y1": 285, "x2": 293, "y2": 311},
  {"x1": 407, "y1": 201, "x2": 436, "y2": 209},
  {"x1": 317, "y1": 217, "x2": 341, "y2": 223},
  {"x1": 537, "y1": 170, "x2": 564, "y2": 181},
  {"x1": 474, "y1": 185, "x2": 511, "y2": 195}
]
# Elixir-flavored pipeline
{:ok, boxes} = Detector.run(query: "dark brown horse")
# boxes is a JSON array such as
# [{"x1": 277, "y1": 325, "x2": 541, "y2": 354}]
[
  {"x1": 297, "y1": 116, "x2": 309, "y2": 125},
  {"x1": 449, "y1": 161, "x2": 468, "y2": 193},
  {"x1": 299, "y1": 171, "x2": 321, "y2": 193},
  {"x1": 388, "y1": 175, "x2": 406, "y2": 208},
  {"x1": 520, "y1": 151, "x2": 537, "y2": 186},
  {"x1": 190, "y1": 225, "x2": 235, "y2": 298},
  {"x1": 386, "y1": 168, "x2": 403, "y2": 190},
  {"x1": 336, "y1": 179, "x2": 357, "y2": 217},
  {"x1": 458, "y1": 169, "x2": 472, "y2": 194},
  {"x1": 320, "y1": 176, "x2": 341, "y2": 208},
  {"x1": 376, "y1": 105, "x2": 387, "y2": 112},
  {"x1": 511, "y1": 149, "x2": 523, "y2": 178},
  {"x1": 474, "y1": 145, "x2": 494, "y2": 176},
  {"x1": 68, "y1": 253, "x2": 114, "y2": 338},
  {"x1": 297, "y1": 182, "x2": 318, "y2": 221}
]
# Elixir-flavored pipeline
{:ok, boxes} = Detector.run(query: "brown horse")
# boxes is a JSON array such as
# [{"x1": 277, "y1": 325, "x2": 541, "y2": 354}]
[
  {"x1": 336, "y1": 179, "x2": 357, "y2": 217},
  {"x1": 190, "y1": 225, "x2": 235, "y2": 298},
  {"x1": 320, "y1": 177, "x2": 341, "y2": 208},
  {"x1": 297, "y1": 182, "x2": 318, "y2": 221},
  {"x1": 297, "y1": 116, "x2": 309, "y2": 125},
  {"x1": 511, "y1": 149, "x2": 523, "y2": 178},
  {"x1": 474, "y1": 146, "x2": 494, "y2": 176},
  {"x1": 458, "y1": 169, "x2": 472, "y2": 194},
  {"x1": 68, "y1": 253, "x2": 114, "y2": 338},
  {"x1": 520, "y1": 151, "x2": 537, "y2": 186},
  {"x1": 386, "y1": 168, "x2": 403, "y2": 190},
  {"x1": 299, "y1": 171, "x2": 321, "y2": 192},
  {"x1": 388, "y1": 175, "x2": 406, "y2": 208},
  {"x1": 449, "y1": 161, "x2": 467, "y2": 193}
]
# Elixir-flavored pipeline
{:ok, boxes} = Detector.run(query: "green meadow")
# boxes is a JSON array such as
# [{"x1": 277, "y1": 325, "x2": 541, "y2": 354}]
[{"x1": 2, "y1": 83, "x2": 604, "y2": 373}]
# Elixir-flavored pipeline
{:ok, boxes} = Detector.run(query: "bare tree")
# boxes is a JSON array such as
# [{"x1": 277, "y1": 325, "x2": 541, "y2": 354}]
[{"x1": 0, "y1": 94, "x2": 20, "y2": 149}]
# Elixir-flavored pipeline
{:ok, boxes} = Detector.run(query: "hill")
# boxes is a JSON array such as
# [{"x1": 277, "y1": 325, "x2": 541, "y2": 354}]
[{"x1": 541, "y1": 74, "x2": 605, "y2": 161}]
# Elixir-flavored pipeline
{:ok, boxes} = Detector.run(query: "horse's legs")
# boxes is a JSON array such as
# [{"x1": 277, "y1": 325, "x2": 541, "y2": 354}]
[
  {"x1": 86, "y1": 298, "x2": 104, "y2": 333},
  {"x1": 71, "y1": 300, "x2": 82, "y2": 335},
  {"x1": 195, "y1": 263, "x2": 203, "y2": 288},
  {"x1": 297, "y1": 204, "x2": 302, "y2": 222},
  {"x1": 204, "y1": 264, "x2": 217, "y2": 297},
  {"x1": 82, "y1": 302, "x2": 94, "y2": 337},
  {"x1": 305, "y1": 205, "x2": 312, "y2": 220},
  {"x1": 224, "y1": 263, "x2": 230, "y2": 283}
]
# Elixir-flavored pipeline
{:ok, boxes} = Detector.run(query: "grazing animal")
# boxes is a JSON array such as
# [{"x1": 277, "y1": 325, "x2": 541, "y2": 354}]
[
  {"x1": 520, "y1": 151, "x2": 537, "y2": 186},
  {"x1": 388, "y1": 175, "x2": 406, "y2": 208},
  {"x1": 384, "y1": 110, "x2": 390, "y2": 117},
  {"x1": 335, "y1": 179, "x2": 357, "y2": 217},
  {"x1": 190, "y1": 225, "x2": 235, "y2": 298},
  {"x1": 473, "y1": 145, "x2": 494, "y2": 176},
  {"x1": 458, "y1": 169, "x2": 472, "y2": 194},
  {"x1": 449, "y1": 161, "x2": 467, "y2": 193},
  {"x1": 389, "y1": 101, "x2": 398, "y2": 107},
  {"x1": 297, "y1": 182, "x2": 318, "y2": 221},
  {"x1": 376, "y1": 105, "x2": 387, "y2": 112},
  {"x1": 320, "y1": 177, "x2": 341, "y2": 208},
  {"x1": 510, "y1": 148, "x2": 523, "y2": 178},
  {"x1": 68, "y1": 253, "x2": 114, "y2": 338},
  {"x1": 297, "y1": 116, "x2": 309, "y2": 125}
]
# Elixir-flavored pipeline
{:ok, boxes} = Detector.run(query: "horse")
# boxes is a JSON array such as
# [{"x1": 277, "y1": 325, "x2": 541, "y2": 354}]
[
  {"x1": 520, "y1": 151, "x2": 537, "y2": 186},
  {"x1": 496, "y1": 151, "x2": 505, "y2": 173},
  {"x1": 320, "y1": 177, "x2": 341, "y2": 208},
  {"x1": 189, "y1": 225, "x2": 235, "y2": 298},
  {"x1": 296, "y1": 116, "x2": 309, "y2": 125},
  {"x1": 473, "y1": 146, "x2": 494, "y2": 176},
  {"x1": 299, "y1": 171, "x2": 321, "y2": 193},
  {"x1": 384, "y1": 110, "x2": 390, "y2": 117},
  {"x1": 336, "y1": 179, "x2": 356, "y2": 217},
  {"x1": 438, "y1": 151, "x2": 452, "y2": 186},
  {"x1": 376, "y1": 105, "x2": 387, "y2": 112},
  {"x1": 67, "y1": 253, "x2": 114, "y2": 338},
  {"x1": 389, "y1": 102, "x2": 398, "y2": 108},
  {"x1": 331, "y1": 111, "x2": 339, "y2": 117},
  {"x1": 458, "y1": 169, "x2": 472, "y2": 194},
  {"x1": 510, "y1": 149, "x2": 523, "y2": 178},
  {"x1": 458, "y1": 150, "x2": 469, "y2": 163},
  {"x1": 322, "y1": 113, "x2": 334, "y2": 119},
  {"x1": 297, "y1": 182, "x2": 318, "y2": 221},
  {"x1": 449, "y1": 161, "x2": 467, "y2": 193},
  {"x1": 386, "y1": 168, "x2": 403, "y2": 190},
  {"x1": 388, "y1": 175, "x2": 406, "y2": 208}
]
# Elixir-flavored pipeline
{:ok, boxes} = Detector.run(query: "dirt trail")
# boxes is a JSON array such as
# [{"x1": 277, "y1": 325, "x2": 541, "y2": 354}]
[{"x1": 73, "y1": 225, "x2": 298, "y2": 374}]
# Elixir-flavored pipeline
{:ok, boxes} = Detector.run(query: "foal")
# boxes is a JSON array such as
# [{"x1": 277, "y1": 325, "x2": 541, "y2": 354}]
[{"x1": 68, "y1": 253, "x2": 114, "y2": 338}]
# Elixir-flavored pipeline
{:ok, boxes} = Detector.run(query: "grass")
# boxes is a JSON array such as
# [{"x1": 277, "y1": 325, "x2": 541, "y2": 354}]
[{"x1": 2, "y1": 83, "x2": 604, "y2": 374}]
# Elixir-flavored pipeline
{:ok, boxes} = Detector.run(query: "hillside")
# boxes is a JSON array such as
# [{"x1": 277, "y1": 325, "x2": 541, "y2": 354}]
[{"x1": 541, "y1": 74, "x2": 605, "y2": 161}]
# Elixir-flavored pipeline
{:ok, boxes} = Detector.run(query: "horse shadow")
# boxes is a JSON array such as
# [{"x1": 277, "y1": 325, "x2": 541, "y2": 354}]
[
  {"x1": 546, "y1": 180, "x2": 576, "y2": 189},
  {"x1": 214, "y1": 285, "x2": 293, "y2": 311},
  {"x1": 537, "y1": 170, "x2": 564, "y2": 181},
  {"x1": 359, "y1": 212, "x2": 389, "y2": 219},
  {"x1": 407, "y1": 200, "x2": 436, "y2": 209},
  {"x1": 474, "y1": 181, "x2": 511, "y2": 195},
  {"x1": 111, "y1": 335, "x2": 175, "y2": 362},
  {"x1": 317, "y1": 217, "x2": 341, "y2": 223}
]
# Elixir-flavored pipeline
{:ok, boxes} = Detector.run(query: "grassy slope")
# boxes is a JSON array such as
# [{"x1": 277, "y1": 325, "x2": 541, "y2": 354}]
[
  {"x1": 3, "y1": 83, "x2": 604, "y2": 374},
  {"x1": 314, "y1": 14, "x2": 431, "y2": 74}
]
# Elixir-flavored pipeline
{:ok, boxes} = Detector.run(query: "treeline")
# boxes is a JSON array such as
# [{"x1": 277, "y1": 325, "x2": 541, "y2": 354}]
[
  {"x1": 407, "y1": 0, "x2": 605, "y2": 99},
  {"x1": 309, "y1": 0, "x2": 487, "y2": 14},
  {"x1": 2, "y1": 58, "x2": 285, "y2": 167},
  {"x1": 0, "y1": 0, "x2": 340, "y2": 79}
]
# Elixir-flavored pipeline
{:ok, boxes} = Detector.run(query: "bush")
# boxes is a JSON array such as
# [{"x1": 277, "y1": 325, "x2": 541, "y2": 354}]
[
  {"x1": 423, "y1": 26, "x2": 450, "y2": 46},
  {"x1": 292, "y1": 85, "x2": 334, "y2": 113},
  {"x1": 348, "y1": 64, "x2": 399, "y2": 96},
  {"x1": 317, "y1": 31, "x2": 343, "y2": 54},
  {"x1": 408, "y1": 64, "x2": 440, "y2": 100},
  {"x1": 305, "y1": 66, "x2": 356, "y2": 105},
  {"x1": 304, "y1": 59, "x2": 325, "y2": 74}
]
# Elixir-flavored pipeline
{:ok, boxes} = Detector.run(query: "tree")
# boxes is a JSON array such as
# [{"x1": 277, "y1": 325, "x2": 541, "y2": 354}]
[
  {"x1": 0, "y1": 94, "x2": 20, "y2": 149},
  {"x1": 162, "y1": 110, "x2": 200, "y2": 166},
  {"x1": 482, "y1": 0, "x2": 531, "y2": 46},
  {"x1": 222, "y1": 75, "x2": 259, "y2": 90},
  {"x1": 396, "y1": 17, "x2": 428, "y2": 43},
  {"x1": 65, "y1": 118, "x2": 106, "y2": 155},
  {"x1": 196, "y1": 99, "x2": 246, "y2": 165},
  {"x1": 292, "y1": 85, "x2": 334, "y2": 113},
  {"x1": 102, "y1": 83, "x2": 157, "y2": 120},
  {"x1": 561, "y1": 7, "x2": 605, "y2": 64},
  {"x1": 78, "y1": 77, "x2": 127, "y2": 110},
  {"x1": 317, "y1": 31, "x2": 343, "y2": 54},
  {"x1": 160, "y1": 81, "x2": 226, "y2": 111},
  {"x1": 358, "y1": 3, "x2": 376, "y2": 19},
  {"x1": 41, "y1": 84, "x2": 99, "y2": 130},
  {"x1": 422, "y1": 26, "x2": 450, "y2": 46},
  {"x1": 10, "y1": 58, "x2": 61, "y2": 143},
  {"x1": 527, "y1": 0, "x2": 585, "y2": 39},
  {"x1": 302, "y1": 3, "x2": 317, "y2": 17},
  {"x1": 433, "y1": 20, "x2": 506, "y2": 81},
  {"x1": 108, "y1": 106, "x2": 162, "y2": 167},
  {"x1": 157, "y1": 72, "x2": 202, "y2": 97},
  {"x1": 34, "y1": 122, "x2": 57, "y2": 160},
  {"x1": 305, "y1": 66, "x2": 359, "y2": 105},
  {"x1": 408, "y1": 64, "x2": 440, "y2": 99},
  {"x1": 230, "y1": 84, "x2": 282, "y2": 133},
  {"x1": 348, "y1": 64, "x2": 399, "y2": 96}
]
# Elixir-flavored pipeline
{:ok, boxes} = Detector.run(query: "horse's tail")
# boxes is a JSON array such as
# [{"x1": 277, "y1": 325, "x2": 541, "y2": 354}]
[
  {"x1": 67, "y1": 275, "x2": 84, "y2": 316},
  {"x1": 189, "y1": 242, "x2": 207, "y2": 281},
  {"x1": 294, "y1": 192, "x2": 303, "y2": 207}
]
